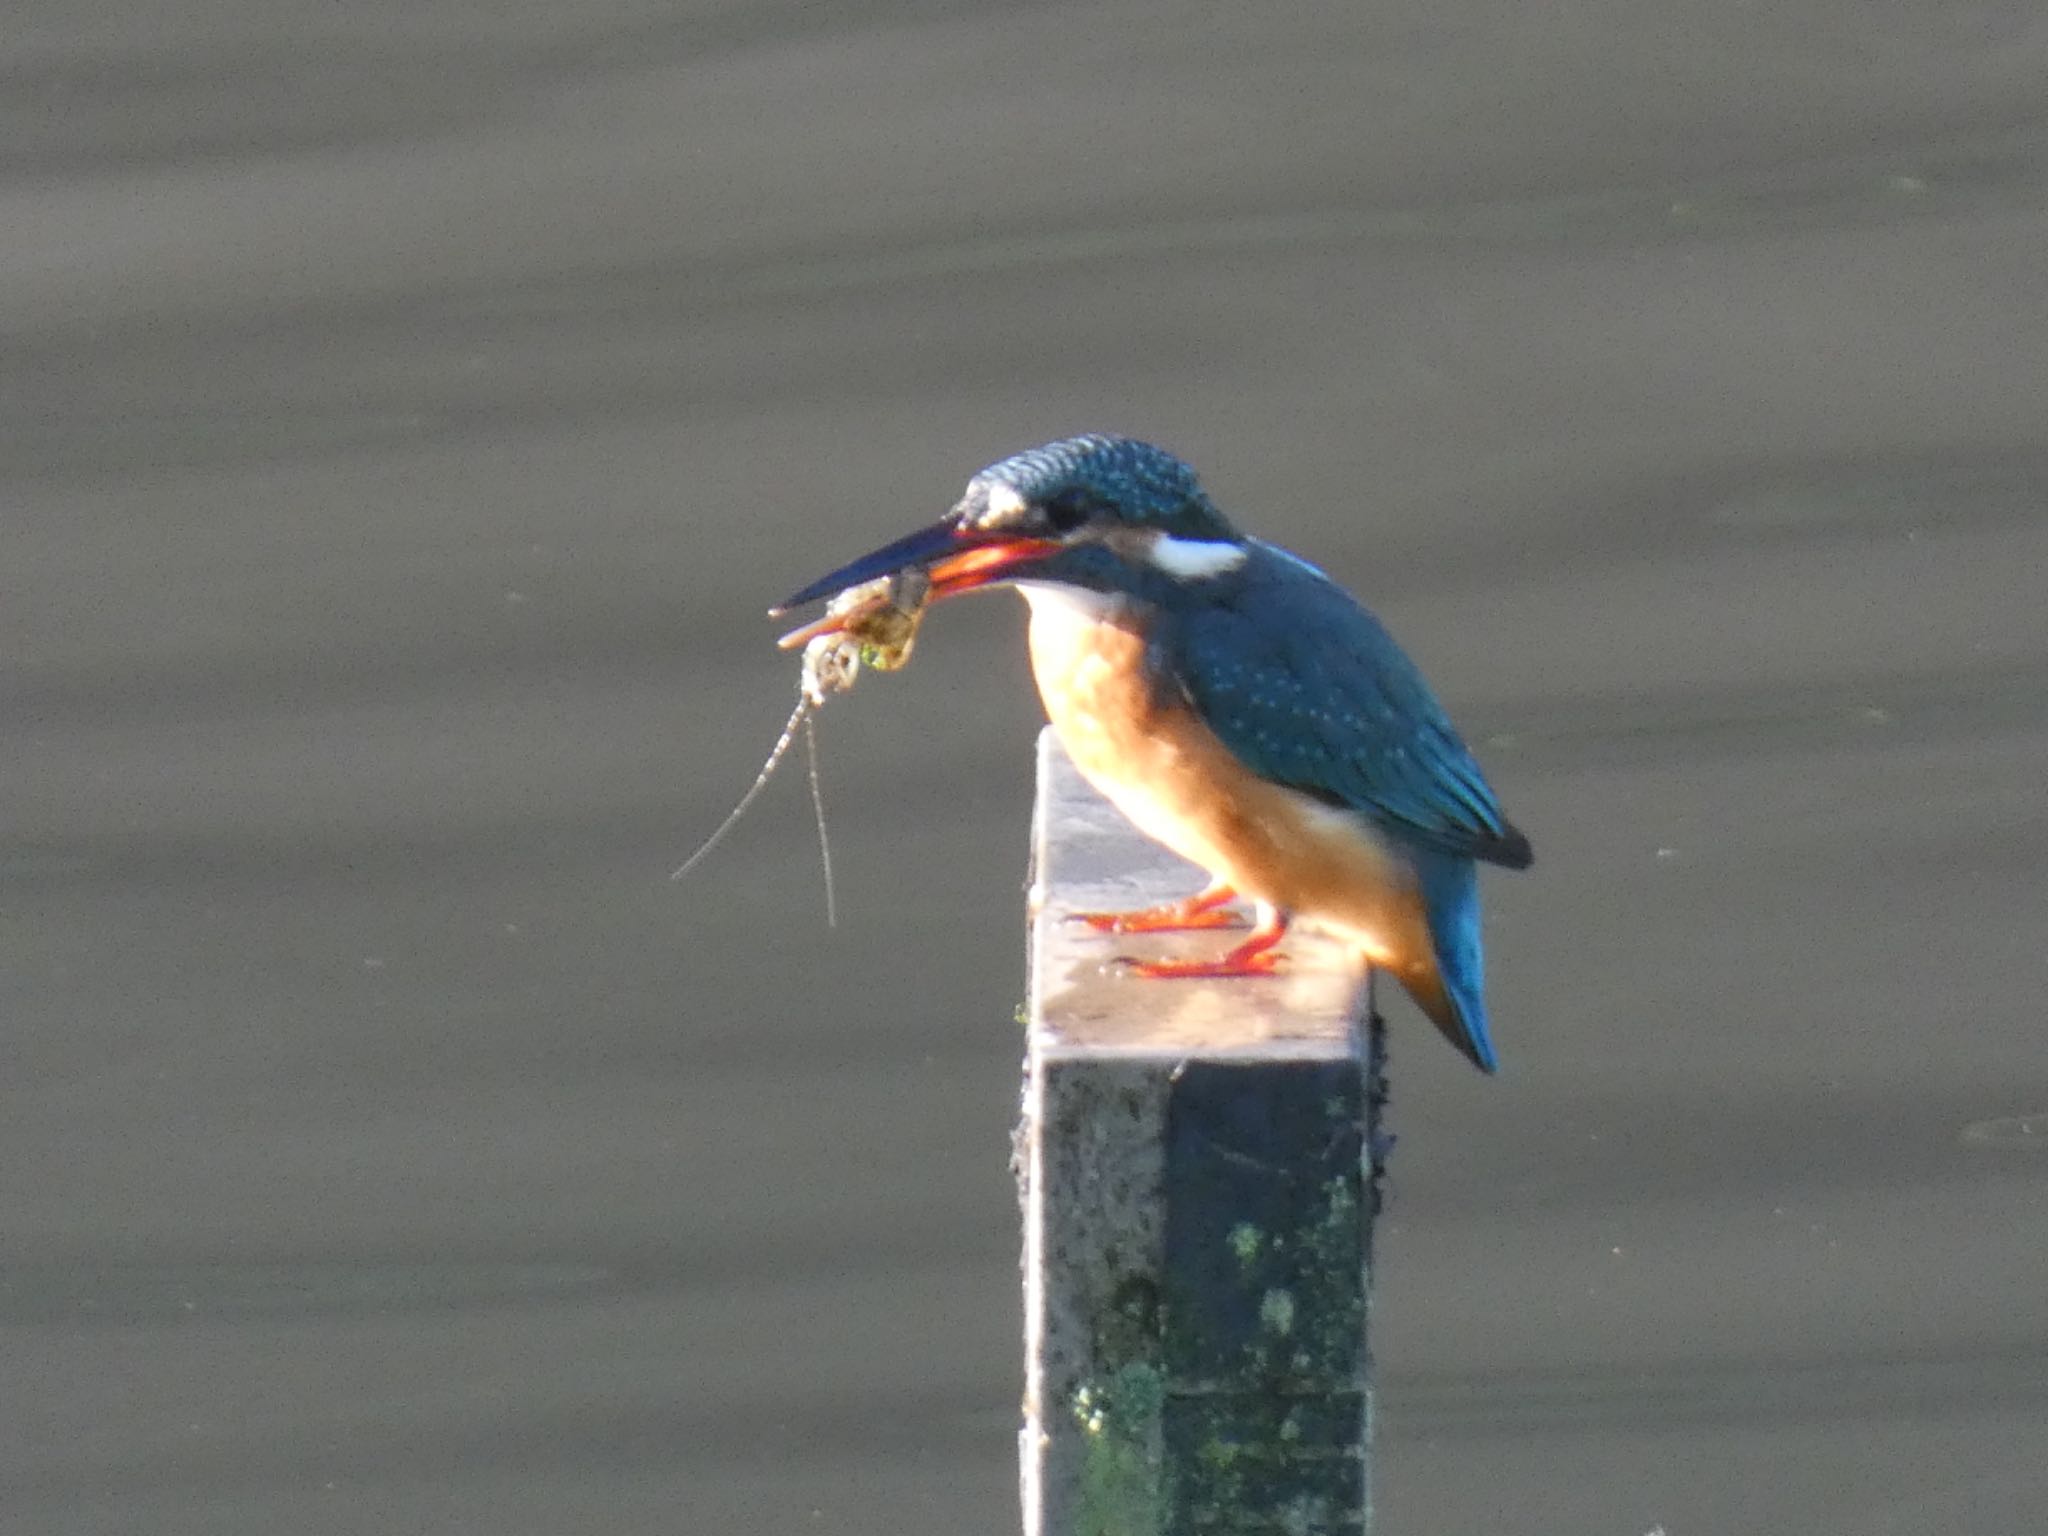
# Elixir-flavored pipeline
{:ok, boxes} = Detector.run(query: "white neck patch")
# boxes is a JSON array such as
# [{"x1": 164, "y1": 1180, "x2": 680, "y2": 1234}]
[{"x1": 1145, "y1": 533, "x2": 1248, "y2": 579}]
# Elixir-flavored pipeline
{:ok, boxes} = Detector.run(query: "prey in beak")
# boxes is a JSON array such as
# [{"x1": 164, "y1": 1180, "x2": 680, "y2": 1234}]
[
  {"x1": 770, "y1": 514, "x2": 1062, "y2": 652},
  {"x1": 681, "y1": 519, "x2": 1050, "y2": 915},
  {"x1": 682, "y1": 501, "x2": 1060, "y2": 922}
]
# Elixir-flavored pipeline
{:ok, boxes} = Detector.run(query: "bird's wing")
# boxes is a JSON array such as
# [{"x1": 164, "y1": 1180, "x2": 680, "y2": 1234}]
[{"x1": 1155, "y1": 547, "x2": 1532, "y2": 868}]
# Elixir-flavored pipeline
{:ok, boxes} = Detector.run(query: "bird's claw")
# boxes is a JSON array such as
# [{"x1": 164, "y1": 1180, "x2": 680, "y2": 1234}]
[
  {"x1": 1067, "y1": 884, "x2": 1241, "y2": 935},
  {"x1": 1070, "y1": 906, "x2": 1244, "y2": 935},
  {"x1": 1109, "y1": 949, "x2": 1286, "y2": 980}
]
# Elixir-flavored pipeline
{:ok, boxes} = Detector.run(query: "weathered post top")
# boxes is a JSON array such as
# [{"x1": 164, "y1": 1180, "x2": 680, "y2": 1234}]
[
  {"x1": 1020, "y1": 729, "x2": 1382, "y2": 1536},
  {"x1": 1027, "y1": 735, "x2": 1371, "y2": 1059}
]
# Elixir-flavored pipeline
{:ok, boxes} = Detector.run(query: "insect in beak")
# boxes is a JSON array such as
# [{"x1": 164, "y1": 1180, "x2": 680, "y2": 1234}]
[
  {"x1": 773, "y1": 519, "x2": 1060, "y2": 615},
  {"x1": 675, "y1": 568, "x2": 938, "y2": 926}
]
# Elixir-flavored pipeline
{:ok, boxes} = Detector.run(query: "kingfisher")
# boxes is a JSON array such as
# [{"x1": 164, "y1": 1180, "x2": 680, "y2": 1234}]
[{"x1": 772, "y1": 434, "x2": 1531, "y2": 1072}]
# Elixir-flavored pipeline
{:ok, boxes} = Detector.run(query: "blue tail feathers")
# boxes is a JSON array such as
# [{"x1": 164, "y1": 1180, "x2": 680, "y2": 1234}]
[{"x1": 1416, "y1": 851, "x2": 1498, "y2": 1073}]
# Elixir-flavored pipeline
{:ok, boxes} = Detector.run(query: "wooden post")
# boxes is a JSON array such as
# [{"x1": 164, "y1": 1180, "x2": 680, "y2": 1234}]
[{"x1": 1019, "y1": 730, "x2": 1387, "y2": 1536}]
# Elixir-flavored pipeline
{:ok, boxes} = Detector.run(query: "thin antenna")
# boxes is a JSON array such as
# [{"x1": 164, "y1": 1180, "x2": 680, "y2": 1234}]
[
  {"x1": 675, "y1": 600, "x2": 909, "y2": 918},
  {"x1": 670, "y1": 693, "x2": 814, "y2": 884},
  {"x1": 802, "y1": 711, "x2": 837, "y2": 927}
]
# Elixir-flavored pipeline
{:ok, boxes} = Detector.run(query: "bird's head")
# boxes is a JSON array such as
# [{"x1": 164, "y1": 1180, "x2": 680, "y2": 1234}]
[{"x1": 772, "y1": 434, "x2": 1248, "y2": 620}]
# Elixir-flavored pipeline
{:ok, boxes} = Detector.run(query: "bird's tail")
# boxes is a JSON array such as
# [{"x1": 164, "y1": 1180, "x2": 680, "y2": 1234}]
[{"x1": 1406, "y1": 852, "x2": 1498, "y2": 1074}]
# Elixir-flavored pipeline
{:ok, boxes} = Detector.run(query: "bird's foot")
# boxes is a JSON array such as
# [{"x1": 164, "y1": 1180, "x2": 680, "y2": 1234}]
[
  {"x1": 1119, "y1": 946, "x2": 1285, "y2": 979},
  {"x1": 1114, "y1": 915, "x2": 1289, "y2": 979},
  {"x1": 1071, "y1": 883, "x2": 1240, "y2": 934}
]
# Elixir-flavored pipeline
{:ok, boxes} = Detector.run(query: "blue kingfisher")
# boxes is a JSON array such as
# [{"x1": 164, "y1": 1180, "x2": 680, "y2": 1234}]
[{"x1": 774, "y1": 434, "x2": 1531, "y2": 1072}]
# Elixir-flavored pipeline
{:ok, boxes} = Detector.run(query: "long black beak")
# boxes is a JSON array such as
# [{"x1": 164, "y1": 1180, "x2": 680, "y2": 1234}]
[
  {"x1": 772, "y1": 518, "x2": 973, "y2": 615},
  {"x1": 771, "y1": 518, "x2": 1060, "y2": 615}
]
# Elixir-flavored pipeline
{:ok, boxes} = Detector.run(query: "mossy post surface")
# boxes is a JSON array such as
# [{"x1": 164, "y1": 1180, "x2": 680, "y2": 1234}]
[{"x1": 1020, "y1": 731, "x2": 1383, "y2": 1536}]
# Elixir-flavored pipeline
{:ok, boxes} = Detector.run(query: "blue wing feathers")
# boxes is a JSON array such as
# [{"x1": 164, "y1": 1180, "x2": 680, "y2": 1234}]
[
  {"x1": 1150, "y1": 541, "x2": 1516, "y2": 1072},
  {"x1": 1160, "y1": 544, "x2": 1531, "y2": 869}
]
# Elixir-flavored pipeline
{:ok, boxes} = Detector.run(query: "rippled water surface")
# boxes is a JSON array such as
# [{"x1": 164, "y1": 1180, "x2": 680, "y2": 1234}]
[{"x1": 6, "y1": 5, "x2": 2047, "y2": 1531}]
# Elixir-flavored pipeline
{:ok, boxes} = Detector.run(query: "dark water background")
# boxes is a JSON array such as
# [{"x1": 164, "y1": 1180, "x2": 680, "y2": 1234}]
[{"x1": 6, "y1": 4, "x2": 2047, "y2": 1531}]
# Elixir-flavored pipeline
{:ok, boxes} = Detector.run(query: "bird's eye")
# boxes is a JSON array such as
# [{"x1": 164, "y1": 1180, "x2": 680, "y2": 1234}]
[{"x1": 1041, "y1": 489, "x2": 1092, "y2": 534}]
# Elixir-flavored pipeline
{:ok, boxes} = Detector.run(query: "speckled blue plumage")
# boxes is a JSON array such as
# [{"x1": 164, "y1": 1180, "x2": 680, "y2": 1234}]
[
  {"x1": 1154, "y1": 542, "x2": 1528, "y2": 868},
  {"x1": 968, "y1": 434, "x2": 1238, "y2": 541},
  {"x1": 779, "y1": 432, "x2": 1528, "y2": 1071},
  {"x1": 974, "y1": 437, "x2": 1525, "y2": 859},
  {"x1": 982, "y1": 435, "x2": 1528, "y2": 1071},
  {"x1": 1154, "y1": 537, "x2": 1524, "y2": 1072}
]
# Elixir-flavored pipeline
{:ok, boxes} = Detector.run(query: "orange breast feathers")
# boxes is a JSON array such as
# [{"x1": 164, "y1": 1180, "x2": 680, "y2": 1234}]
[{"x1": 1018, "y1": 586, "x2": 1443, "y2": 997}]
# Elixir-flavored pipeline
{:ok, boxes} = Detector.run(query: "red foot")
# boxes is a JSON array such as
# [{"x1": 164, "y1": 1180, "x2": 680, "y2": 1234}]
[
  {"x1": 1119, "y1": 911, "x2": 1291, "y2": 980},
  {"x1": 1073, "y1": 883, "x2": 1241, "y2": 935}
]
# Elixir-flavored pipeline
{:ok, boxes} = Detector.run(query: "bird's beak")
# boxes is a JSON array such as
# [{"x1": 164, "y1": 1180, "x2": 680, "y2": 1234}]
[{"x1": 770, "y1": 517, "x2": 1061, "y2": 616}]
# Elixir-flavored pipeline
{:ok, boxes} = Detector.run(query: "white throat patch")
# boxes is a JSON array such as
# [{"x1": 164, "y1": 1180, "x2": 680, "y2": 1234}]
[
  {"x1": 1145, "y1": 534, "x2": 1248, "y2": 580},
  {"x1": 1016, "y1": 581, "x2": 1125, "y2": 623}
]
